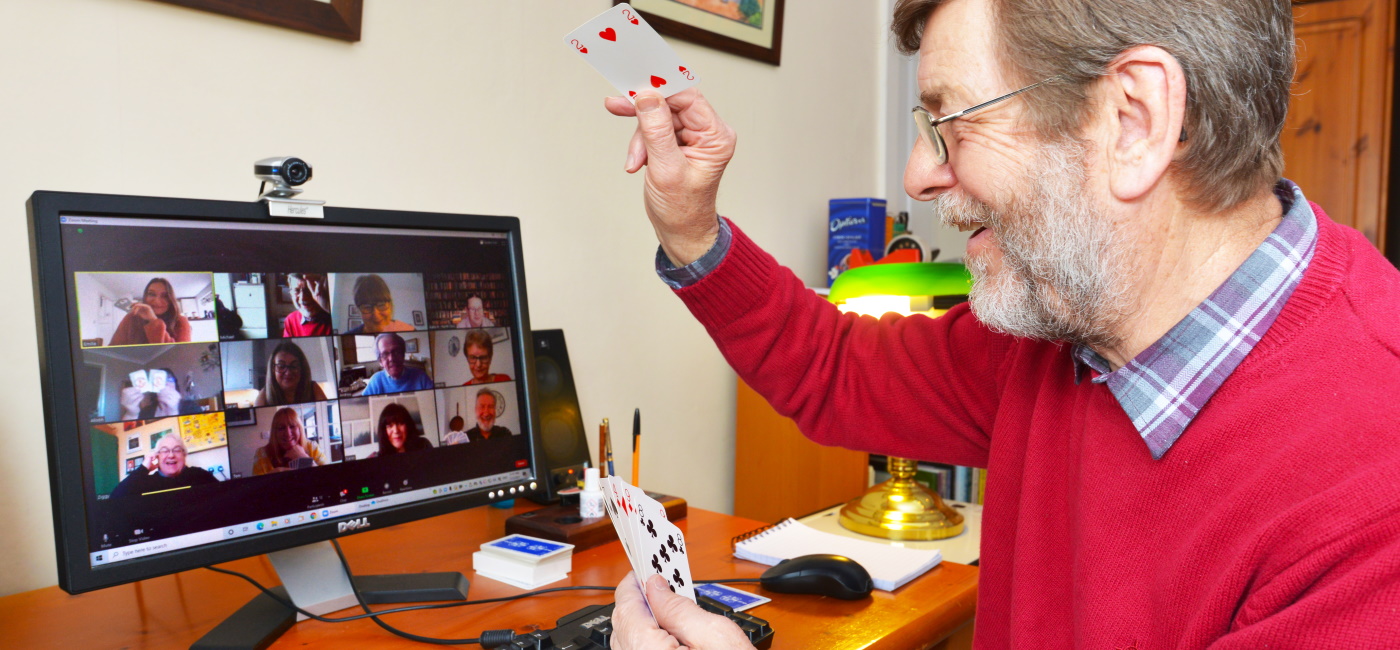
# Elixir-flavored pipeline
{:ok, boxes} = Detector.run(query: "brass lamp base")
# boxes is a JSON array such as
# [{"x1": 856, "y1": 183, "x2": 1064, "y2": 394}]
[{"x1": 839, "y1": 457, "x2": 965, "y2": 541}]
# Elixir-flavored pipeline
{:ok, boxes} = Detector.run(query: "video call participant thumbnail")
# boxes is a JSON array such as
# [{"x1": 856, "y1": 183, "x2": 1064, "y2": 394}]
[
  {"x1": 372, "y1": 403, "x2": 433, "y2": 457},
  {"x1": 253, "y1": 407, "x2": 327, "y2": 474},
  {"x1": 362, "y1": 333, "x2": 433, "y2": 396},
  {"x1": 462, "y1": 329, "x2": 511, "y2": 386},
  {"x1": 457, "y1": 295, "x2": 495, "y2": 328},
  {"x1": 444, "y1": 388, "x2": 513, "y2": 445},
  {"x1": 345, "y1": 274, "x2": 415, "y2": 334},
  {"x1": 109, "y1": 433, "x2": 217, "y2": 498},
  {"x1": 110, "y1": 278, "x2": 192, "y2": 346},
  {"x1": 255, "y1": 341, "x2": 330, "y2": 406},
  {"x1": 282, "y1": 273, "x2": 332, "y2": 337}
]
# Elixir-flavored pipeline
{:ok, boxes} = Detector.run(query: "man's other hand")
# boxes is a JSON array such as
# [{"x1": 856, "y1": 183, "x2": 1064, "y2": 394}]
[
  {"x1": 605, "y1": 89, "x2": 735, "y2": 267},
  {"x1": 612, "y1": 572, "x2": 754, "y2": 649}
]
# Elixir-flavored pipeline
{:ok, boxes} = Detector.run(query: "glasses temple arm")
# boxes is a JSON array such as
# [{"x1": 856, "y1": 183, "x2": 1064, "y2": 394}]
[{"x1": 932, "y1": 77, "x2": 1060, "y2": 126}]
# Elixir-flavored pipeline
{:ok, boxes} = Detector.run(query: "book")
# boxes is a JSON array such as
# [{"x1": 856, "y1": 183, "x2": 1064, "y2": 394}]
[{"x1": 732, "y1": 519, "x2": 942, "y2": 591}]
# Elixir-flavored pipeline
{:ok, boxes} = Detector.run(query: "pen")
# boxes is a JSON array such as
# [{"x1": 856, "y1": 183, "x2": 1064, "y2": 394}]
[
  {"x1": 598, "y1": 420, "x2": 608, "y2": 478},
  {"x1": 603, "y1": 418, "x2": 615, "y2": 478},
  {"x1": 631, "y1": 408, "x2": 640, "y2": 487}
]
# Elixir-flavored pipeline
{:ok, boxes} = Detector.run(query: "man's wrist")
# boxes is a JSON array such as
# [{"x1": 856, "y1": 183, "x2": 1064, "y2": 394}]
[{"x1": 656, "y1": 217, "x2": 732, "y2": 290}]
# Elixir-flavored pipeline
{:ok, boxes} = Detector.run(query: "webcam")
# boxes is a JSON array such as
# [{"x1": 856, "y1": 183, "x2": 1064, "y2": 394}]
[{"x1": 256, "y1": 156, "x2": 324, "y2": 218}]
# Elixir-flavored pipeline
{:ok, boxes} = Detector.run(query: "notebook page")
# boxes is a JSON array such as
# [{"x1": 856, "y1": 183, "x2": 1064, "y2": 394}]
[{"x1": 734, "y1": 518, "x2": 943, "y2": 591}]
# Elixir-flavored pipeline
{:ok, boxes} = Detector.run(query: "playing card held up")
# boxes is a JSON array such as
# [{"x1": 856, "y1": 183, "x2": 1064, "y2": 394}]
[{"x1": 564, "y1": 3, "x2": 700, "y2": 100}]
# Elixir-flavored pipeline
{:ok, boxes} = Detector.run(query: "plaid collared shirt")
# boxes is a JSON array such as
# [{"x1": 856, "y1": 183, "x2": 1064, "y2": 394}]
[{"x1": 1073, "y1": 180, "x2": 1318, "y2": 459}]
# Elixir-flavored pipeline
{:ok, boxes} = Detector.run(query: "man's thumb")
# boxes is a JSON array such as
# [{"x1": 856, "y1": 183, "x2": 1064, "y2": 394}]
[{"x1": 634, "y1": 93, "x2": 681, "y2": 172}]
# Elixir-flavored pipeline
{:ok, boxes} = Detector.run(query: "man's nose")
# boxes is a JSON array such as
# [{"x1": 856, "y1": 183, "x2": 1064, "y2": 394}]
[{"x1": 904, "y1": 135, "x2": 956, "y2": 201}]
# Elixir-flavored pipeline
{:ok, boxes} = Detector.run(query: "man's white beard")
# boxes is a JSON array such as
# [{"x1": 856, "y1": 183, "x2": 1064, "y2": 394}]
[{"x1": 934, "y1": 142, "x2": 1131, "y2": 349}]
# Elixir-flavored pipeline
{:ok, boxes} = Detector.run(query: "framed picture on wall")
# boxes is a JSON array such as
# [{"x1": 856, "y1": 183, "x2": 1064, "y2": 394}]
[
  {"x1": 406, "y1": 338, "x2": 419, "y2": 354},
  {"x1": 615, "y1": 0, "x2": 785, "y2": 65},
  {"x1": 149, "y1": 0, "x2": 363, "y2": 42},
  {"x1": 125, "y1": 456, "x2": 144, "y2": 475},
  {"x1": 126, "y1": 433, "x2": 141, "y2": 452},
  {"x1": 413, "y1": 311, "x2": 425, "y2": 328}
]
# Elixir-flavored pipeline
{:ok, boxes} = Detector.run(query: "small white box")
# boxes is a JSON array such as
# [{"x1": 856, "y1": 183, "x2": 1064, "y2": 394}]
[{"x1": 472, "y1": 534, "x2": 574, "y2": 590}]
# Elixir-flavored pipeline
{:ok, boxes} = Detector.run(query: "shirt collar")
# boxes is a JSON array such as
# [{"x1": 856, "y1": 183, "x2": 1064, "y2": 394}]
[{"x1": 1072, "y1": 179, "x2": 1318, "y2": 459}]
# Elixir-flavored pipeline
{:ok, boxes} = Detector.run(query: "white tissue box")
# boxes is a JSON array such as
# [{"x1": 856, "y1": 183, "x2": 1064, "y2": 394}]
[{"x1": 472, "y1": 534, "x2": 574, "y2": 590}]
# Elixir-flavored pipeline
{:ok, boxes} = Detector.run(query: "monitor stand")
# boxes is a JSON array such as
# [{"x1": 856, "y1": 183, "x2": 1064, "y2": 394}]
[{"x1": 190, "y1": 541, "x2": 469, "y2": 649}]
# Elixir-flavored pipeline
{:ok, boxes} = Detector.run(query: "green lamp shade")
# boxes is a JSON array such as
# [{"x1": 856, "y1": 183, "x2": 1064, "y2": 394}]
[{"x1": 828, "y1": 262, "x2": 972, "y2": 305}]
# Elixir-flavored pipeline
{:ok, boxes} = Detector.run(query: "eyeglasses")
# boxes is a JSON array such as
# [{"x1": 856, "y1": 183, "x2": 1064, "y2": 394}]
[
  {"x1": 155, "y1": 448, "x2": 186, "y2": 457},
  {"x1": 467, "y1": 354, "x2": 491, "y2": 364},
  {"x1": 912, "y1": 77, "x2": 1059, "y2": 165},
  {"x1": 378, "y1": 348, "x2": 405, "y2": 359},
  {"x1": 273, "y1": 362, "x2": 301, "y2": 373},
  {"x1": 358, "y1": 301, "x2": 391, "y2": 313}
]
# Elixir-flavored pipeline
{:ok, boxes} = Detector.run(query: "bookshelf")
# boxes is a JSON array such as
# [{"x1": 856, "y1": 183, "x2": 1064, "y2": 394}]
[{"x1": 423, "y1": 272, "x2": 511, "y2": 329}]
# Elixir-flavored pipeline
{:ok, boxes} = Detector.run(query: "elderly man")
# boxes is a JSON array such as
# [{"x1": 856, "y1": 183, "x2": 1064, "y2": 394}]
[
  {"x1": 109, "y1": 434, "x2": 217, "y2": 498},
  {"x1": 281, "y1": 273, "x2": 332, "y2": 337},
  {"x1": 456, "y1": 294, "x2": 496, "y2": 329},
  {"x1": 361, "y1": 332, "x2": 433, "y2": 396},
  {"x1": 605, "y1": 0, "x2": 1400, "y2": 647}
]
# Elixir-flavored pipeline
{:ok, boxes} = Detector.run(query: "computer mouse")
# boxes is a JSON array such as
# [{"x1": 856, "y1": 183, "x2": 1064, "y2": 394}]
[{"x1": 759, "y1": 554, "x2": 873, "y2": 600}]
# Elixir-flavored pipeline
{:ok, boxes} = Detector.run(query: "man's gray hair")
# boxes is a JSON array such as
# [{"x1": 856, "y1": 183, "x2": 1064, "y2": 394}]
[{"x1": 892, "y1": 0, "x2": 1294, "y2": 211}]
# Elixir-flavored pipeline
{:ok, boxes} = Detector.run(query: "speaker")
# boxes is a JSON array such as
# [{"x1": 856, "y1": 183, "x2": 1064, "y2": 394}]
[{"x1": 529, "y1": 329, "x2": 593, "y2": 503}]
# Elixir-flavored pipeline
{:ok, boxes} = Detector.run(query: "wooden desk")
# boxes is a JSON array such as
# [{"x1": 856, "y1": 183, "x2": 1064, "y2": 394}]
[{"x1": 0, "y1": 504, "x2": 977, "y2": 649}]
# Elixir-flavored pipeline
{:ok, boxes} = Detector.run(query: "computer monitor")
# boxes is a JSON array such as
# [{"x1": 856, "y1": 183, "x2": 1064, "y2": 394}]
[{"x1": 28, "y1": 191, "x2": 548, "y2": 641}]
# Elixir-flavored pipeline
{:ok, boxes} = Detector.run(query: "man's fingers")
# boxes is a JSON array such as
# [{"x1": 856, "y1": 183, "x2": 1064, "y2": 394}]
[
  {"x1": 604, "y1": 95, "x2": 638, "y2": 117},
  {"x1": 646, "y1": 575, "x2": 751, "y2": 649},
  {"x1": 633, "y1": 92, "x2": 684, "y2": 177},
  {"x1": 626, "y1": 127, "x2": 649, "y2": 173}
]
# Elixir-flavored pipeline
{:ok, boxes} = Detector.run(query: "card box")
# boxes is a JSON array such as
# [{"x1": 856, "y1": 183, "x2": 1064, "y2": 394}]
[{"x1": 828, "y1": 198, "x2": 887, "y2": 286}]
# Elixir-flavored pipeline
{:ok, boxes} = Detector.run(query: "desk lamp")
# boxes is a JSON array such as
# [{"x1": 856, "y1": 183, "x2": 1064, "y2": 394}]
[{"x1": 828, "y1": 261, "x2": 971, "y2": 540}]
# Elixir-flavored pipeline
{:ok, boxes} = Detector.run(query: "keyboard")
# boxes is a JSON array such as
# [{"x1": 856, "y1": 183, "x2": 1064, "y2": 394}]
[{"x1": 509, "y1": 595, "x2": 775, "y2": 648}]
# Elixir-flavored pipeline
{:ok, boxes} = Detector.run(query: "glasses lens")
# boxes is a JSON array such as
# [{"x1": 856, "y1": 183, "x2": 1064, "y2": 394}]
[
  {"x1": 274, "y1": 363, "x2": 300, "y2": 373},
  {"x1": 912, "y1": 107, "x2": 948, "y2": 164}
]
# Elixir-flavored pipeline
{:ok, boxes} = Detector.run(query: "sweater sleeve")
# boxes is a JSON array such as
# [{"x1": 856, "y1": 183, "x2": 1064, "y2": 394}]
[{"x1": 674, "y1": 219, "x2": 1012, "y2": 467}]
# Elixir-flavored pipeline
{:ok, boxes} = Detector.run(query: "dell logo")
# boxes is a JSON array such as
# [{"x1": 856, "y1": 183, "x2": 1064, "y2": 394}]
[{"x1": 337, "y1": 517, "x2": 371, "y2": 533}]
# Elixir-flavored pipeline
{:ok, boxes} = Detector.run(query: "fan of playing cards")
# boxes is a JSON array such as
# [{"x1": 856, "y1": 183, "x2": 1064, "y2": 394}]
[{"x1": 600, "y1": 476, "x2": 697, "y2": 609}]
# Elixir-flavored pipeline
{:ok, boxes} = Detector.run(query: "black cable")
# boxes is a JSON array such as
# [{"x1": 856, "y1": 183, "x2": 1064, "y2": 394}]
[{"x1": 203, "y1": 564, "x2": 614, "y2": 624}]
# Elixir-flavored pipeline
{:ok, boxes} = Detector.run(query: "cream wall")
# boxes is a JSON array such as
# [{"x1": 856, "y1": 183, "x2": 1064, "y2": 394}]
[{"x1": 0, "y1": 0, "x2": 887, "y2": 595}]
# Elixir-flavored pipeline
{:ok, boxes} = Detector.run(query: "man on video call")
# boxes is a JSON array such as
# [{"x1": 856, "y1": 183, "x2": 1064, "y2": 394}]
[
  {"x1": 281, "y1": 273, "x2": 332, "y2": 338},
  {"x1": 361, "y1": 332, "x2": 433, "y2": 396},
  {"x1": 605, "y1": 0, "x2": 1400, "y2": 647}
]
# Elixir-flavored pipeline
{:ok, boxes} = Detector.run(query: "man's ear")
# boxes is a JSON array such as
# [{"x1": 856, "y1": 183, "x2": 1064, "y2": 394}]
[{"x1": 1098, "y1": 46, "x2": 1187, "y2": 202}]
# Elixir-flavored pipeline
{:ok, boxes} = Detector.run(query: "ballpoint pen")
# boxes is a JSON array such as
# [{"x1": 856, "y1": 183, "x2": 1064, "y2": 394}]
[{"x1": 631, "y1": 408, "x2": 640, "y2": 487}]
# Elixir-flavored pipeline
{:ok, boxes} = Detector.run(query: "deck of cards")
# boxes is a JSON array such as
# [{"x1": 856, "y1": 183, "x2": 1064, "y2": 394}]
[
  {"x1": 472, "y1": 534, "x2": 575, "y2": 590},
  {"x1": 564, "y1": 3, "x2": 700, "y2": 100},
  {"x1": 600, "y1": 476, "x2": 696, "y2": 612}
]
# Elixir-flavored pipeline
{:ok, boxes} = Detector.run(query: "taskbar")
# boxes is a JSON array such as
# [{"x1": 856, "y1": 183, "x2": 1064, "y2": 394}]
[{"x1": 89, "y1": 469, "x2": 534, "y2": 568}]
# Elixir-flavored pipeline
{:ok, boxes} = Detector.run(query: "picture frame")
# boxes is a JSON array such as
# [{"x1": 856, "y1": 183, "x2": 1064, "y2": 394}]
[
  {"x1": 126, "y1": 456, "x2": 144, "y2": 475},
  {"x1": 615, "y1": 0, "x2": 785, "y2": 65},
  {"x1": 413, "y1": 311, "x2": 425, "y2": 328},
  {"x1": 406, "y1": 338, "x2": 420, "y2": 354},
  {"x1": 149, "y1": 0, "x2": 363, "y2": 42},
  {"x1": 126, "y1": 433, "x2": 141, "y2": 452},
  {"x1": 225, "y1": 408, "x2": 256, "y2": 427}
]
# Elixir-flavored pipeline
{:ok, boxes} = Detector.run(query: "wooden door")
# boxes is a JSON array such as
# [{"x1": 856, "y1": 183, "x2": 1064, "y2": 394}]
[
  {"x1": 1283, "y1": 0, "x2": 1396, "y2": 251},
  {"x1": 733, "y1": 379, "x2": 870, "y2": 523}
]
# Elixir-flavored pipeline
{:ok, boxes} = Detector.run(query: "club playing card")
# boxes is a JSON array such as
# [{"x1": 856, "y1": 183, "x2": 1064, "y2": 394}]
[
  {"x1": 563, "y1": 3, "x2": 700, "y2": 100},
  {"x1": 638, "y1": 516, "x2": 696, "y2": 603},
  {"x1": 601, "y1": 478, "x2": 648, "y2": 584},
  {"x1": 695, "y1": 583, "x2": 770, "y2": 612}
]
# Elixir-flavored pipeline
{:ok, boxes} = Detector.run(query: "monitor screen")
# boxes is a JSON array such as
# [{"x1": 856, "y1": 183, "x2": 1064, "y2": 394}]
[{"x1": 29, "y1": 192, "x2": 545, "y2": 593}]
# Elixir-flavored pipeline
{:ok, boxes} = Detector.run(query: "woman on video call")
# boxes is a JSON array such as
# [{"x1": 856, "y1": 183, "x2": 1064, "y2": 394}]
[
  {"x1": 345, "y1": 274, "x2": 413, "y2": 334},
  {"x1": 371, "y1": 403, "x2": 432, "y2": 457},
  {"x1": 254, "y1": 341, "x2": 328, "y2": 406},
  {"x1": 252, "y1": 407, "x2": 326, "y2": 475},
  {"x1": 109, "y1": 278, "x2": 192, "y2": 345}
]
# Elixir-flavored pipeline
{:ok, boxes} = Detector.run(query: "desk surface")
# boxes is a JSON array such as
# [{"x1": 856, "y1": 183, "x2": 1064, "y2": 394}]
[{"x1": 0, "y1": 503, "x2": 977, "y2": 649}]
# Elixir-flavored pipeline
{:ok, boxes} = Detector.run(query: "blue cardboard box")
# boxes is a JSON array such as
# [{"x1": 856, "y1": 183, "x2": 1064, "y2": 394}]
[{"x1": 828, "y1": 198, "x2": 887, "y2": 286}]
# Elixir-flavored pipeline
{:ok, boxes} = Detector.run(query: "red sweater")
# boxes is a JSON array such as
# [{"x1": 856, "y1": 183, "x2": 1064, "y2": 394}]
[{"x1": 677, "y1": 211, "x2": 1400, "y2": 648}]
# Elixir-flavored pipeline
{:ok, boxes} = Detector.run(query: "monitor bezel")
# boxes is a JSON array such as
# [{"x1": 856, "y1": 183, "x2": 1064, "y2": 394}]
[{"x1": 28, "y1": 190, "x2": 547, "y2": 594}]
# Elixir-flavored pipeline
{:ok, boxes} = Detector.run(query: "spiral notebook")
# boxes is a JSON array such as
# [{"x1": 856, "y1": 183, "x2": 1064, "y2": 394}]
[{"x1": 732, "y1": 518, "x2": 943, "y2": 592}]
